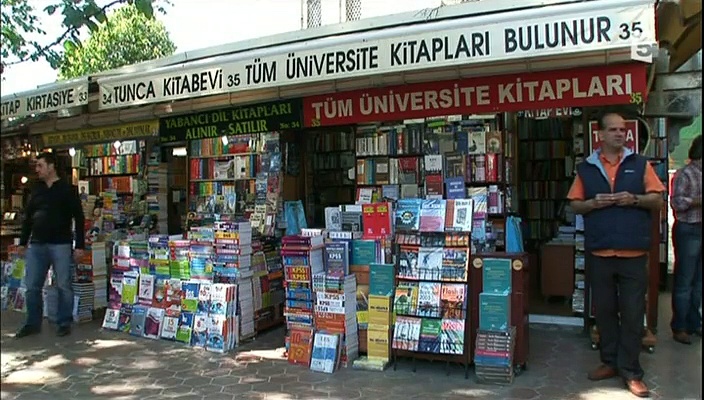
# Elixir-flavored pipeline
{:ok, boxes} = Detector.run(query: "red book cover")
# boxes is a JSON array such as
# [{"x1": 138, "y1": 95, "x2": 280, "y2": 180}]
[
  {"x1": 424, "y1": 175, "x2": 444, "y2": 198},
  {"x1": 288, "y1": 327, "x2": 314, "y2": 366},
  {"x1": 361, "y1": 202, "x2": 391, "y2": 239},
  {"x1": 485, "y1": 153, "x2": 501, "y2": 182}
]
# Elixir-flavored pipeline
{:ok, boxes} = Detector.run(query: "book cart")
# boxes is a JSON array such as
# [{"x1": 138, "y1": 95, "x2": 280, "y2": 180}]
[{"x1": 391, "y1": 199, "x2": 473, "y2": 379}]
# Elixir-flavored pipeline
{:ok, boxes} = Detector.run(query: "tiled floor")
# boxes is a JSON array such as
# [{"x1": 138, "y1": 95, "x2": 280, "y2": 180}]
[{"x1": 1, "y1": 293, "x2": 701, "y2": 400}]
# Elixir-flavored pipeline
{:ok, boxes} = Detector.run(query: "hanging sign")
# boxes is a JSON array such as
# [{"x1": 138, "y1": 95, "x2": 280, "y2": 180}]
[
  {"x1": 158, "y1": 99, "x2": 303, "y2": 143},
  {"x1": 42, "y1": 120, "x2": 159, "y2": 147},
  {"x1": 302, "y1": 64, "x2": 647, "y2": 126},
  {"x1": 1, "y1": 79, "x2": 89, "y2": 120},
  {"x1": 97, "y1": 1, "x2": 656, "y2": 110},
  {"x1": 588, "y1": 119, "x2": 640, "y2": 154}
]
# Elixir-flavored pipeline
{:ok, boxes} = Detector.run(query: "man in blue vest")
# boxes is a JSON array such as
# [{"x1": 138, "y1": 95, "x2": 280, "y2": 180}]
[{"x1": 568, "y1": 110, "x2": 665, "y2": 398}]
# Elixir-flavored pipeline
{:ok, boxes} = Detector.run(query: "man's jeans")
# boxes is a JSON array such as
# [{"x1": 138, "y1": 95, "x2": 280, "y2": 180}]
[
  {"x1": 24, "y1": 243, "x2": 74, "y2": 329},
  {"x1": 671, "y1": 221, "x2": 703, "y2": 333}
]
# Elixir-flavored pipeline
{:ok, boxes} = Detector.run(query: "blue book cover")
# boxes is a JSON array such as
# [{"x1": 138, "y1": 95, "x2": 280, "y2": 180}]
[
  {"x1": 369, "y1": 263, "x2": 395, "y2": 297},
  {"x1": 395, "y1": 198, "x2": 422, "y2": 232},
  {"x1": 444, "y1": 177, "x2": 466, "y2": 199},
  {"x1": 482, "y1": 258, "x2": 512, "y2": 294},
  {"x1": 324, "y1": 241, "x2": 349, "y2": 275},
  {"x1": 351, "y1": 240, "x2": 378, "y2": 265},
  {"x1": 479, "y1": 292, "x2": 511, "y2": 331}
]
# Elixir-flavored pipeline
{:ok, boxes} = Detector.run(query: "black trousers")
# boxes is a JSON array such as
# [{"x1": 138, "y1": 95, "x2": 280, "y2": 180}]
[{"x1": 588, "y1": 254, "x2": 648, "y2": 380}]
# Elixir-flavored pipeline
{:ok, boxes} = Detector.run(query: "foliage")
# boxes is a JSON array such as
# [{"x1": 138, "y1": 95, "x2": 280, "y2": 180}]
[
  {"x1": 59, "y1": 4, "x2": 176, "y2": 79},
  {"x1": 0, "y1": 0, "x2": 170, "y2": 73}
]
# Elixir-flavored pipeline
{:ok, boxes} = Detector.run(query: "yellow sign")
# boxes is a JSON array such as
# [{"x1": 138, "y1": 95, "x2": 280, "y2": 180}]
[{"x1": 42, "y1": 120, "x2": 158, "y2": 147}]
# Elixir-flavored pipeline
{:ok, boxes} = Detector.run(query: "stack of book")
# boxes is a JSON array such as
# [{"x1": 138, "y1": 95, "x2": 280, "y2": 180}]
[
  {"x1": 169, "y1": 240, "x2": 191, "y2": 279},
  {"x1": 474, "y1": 327, "x2": 517, "y2": 384},
  {"x1": 476, "y1": 257, "x2": 514, "y2": 384},
  {"x1": 214, "y1": 221, "x2": 254, "y2": 340},
  {"x1": 148, "y1": 235, "x2": 170, "y2": 276},
  {"x1": 313, "y1": 272, "x2": 359, "y2": 369},
  {"x1": 91, "y1": 242, "x2": 108, "y2": 309},
  {"x1": 365, "y1": 263, "x2": 395, "y2": 367},
  {"x1": 282, "y1": 234, "x2": 325, "y2": 363}
]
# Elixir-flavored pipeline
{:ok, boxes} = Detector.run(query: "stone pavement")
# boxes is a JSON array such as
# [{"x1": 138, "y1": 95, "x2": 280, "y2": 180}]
[{"x1": 1, "y1": 293, "x2": 701, "y2": 400}]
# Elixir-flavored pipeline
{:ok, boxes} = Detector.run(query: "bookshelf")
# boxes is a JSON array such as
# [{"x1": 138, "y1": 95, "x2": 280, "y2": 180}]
[
  {"x1": 517, "y1": 117, "x2": 574, "y2": 249},
  {"x1": 305, "y1": 129, "x2": 356, "y2": 226}
]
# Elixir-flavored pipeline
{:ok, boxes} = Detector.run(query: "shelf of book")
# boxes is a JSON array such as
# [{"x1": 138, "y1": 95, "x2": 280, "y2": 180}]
[
  {"x1": 305, "y1": 129, "x2": 356, "y2": 226},
  {"x1": 516, "y1": 116, "x2": 574, "y2": 247}
]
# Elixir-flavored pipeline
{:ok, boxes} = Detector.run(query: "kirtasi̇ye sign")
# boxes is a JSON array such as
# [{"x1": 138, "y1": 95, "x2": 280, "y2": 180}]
[
  {"x1": 159, "y1": 99, "x2": 303, "y2": 143},
  {"x1": 1, "y1": 78, "x2": 89, "y2": 120},
  {"x1": 97, "y1": 0, "x2": 656, "y2": 110},
  {"x1": 302, "y1": 64, "x2": 647, "y2": 126},
  {"x1": 42, "y1": 120, "x2": 159, "y2": 147}
]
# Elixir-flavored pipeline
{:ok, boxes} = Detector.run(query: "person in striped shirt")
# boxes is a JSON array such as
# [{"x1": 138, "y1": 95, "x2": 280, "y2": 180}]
[{"x1": 670, "y1": 135, "x2": 702, "y2": 345}]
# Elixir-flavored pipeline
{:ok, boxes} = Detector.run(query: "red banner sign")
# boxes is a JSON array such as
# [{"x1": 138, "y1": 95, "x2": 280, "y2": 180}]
[
  {"x1": 302, "y1": 64, "x2": 647, "y2": 127},
  {"x1": 588, "y1": 119, "x2": 640, "y2": 154}
]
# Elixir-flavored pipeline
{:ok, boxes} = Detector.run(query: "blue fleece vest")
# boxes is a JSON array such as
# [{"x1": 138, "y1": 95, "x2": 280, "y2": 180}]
[{"x1": 576, "y1": 151, "x2": 652, "y2": 251}]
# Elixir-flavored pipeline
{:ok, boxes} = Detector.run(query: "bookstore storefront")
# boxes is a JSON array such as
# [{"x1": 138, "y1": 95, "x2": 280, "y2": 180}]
[{"x1": 0, "y1": 0, "x2": 662, "y2": 382}]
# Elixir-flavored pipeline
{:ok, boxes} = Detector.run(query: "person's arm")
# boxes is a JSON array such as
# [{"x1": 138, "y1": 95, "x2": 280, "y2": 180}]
[
  {"x1": 671, "y1": 170, "x2": 695, "y2": 212},
  {"x1": 638, "y1": 163, "x2": 665, "y2": 211},
  {"x1": 19, "y1": 189, "x2": 35, "y2": 246},
  {"x1": 70, "y1": 184, "x2": 86, "y2": 250}
]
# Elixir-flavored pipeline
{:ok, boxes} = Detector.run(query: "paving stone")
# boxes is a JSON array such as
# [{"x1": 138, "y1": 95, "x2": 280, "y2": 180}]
[{"x1": 1, "y1": 293, "x2": 701, "y2": 400}]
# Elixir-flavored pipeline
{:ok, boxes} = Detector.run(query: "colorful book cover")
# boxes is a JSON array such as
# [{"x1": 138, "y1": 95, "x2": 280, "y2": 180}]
[
  {"x1": 441, "y1": 248, "x2": 469, "y2": 282},
  {"x1": 417, "y1": 282, "x2": 441, "y2": 318},
  {"x1": 444, "y1": 177, "x2": 465, "y2": 200},
  {"x1": 288, "y1": 327, "x2": 314, "y2": 366},
  {"x1": 393, "y1": 282, "x2": 419, "y2": 316},
  {"x1": 325, "y1": 241, "x2": 350, "y2": 275},
  {"x1": 479, "y1": 292, "x2": 511, "y2": 331},
  {"x1": 419, "y1": 199, "x2": 446, "y2": 232},
  {"x1": 392, "y1": 316, "x2": 422, "y2": 351},
  {"x1": 310, "y1": 332, "x2": 340, "y2": 374},
  {"x1": 175, "y1": 312, "x2": 195, "y2": 344},
  {"x1": 439, "y1": 318, "x2": 465, "y2": 355},
  {"x1": 129, "y1": 305, "x2": 147, "y2": 337},
  {"x1": 417, "y1": 247, "x2": 443, "y2": 281},
  {"x1": 138, "y1": 274, "x2": 155, "y2": 306},
  {"x1": 160, "y1": 315, "x2": 179, "y2": 341},
  {"x1": 440, "y1": 283, "x2": 466, "y2": 319},
  {"x1": 418, "y1": 318, "x2": 442, "y2": 353},
  {"x1": 102, "y1": 308, "x2": 120, "y2": 330},
  {"x1": 397, "y1": 246, "x2": 419, "y2": 280},
  {"x1": 121, "y1": 271, "x2": 139, "y2": 305},
  {"x1": 180, "y1": 281, "x2": 200, "y2": 313},
  {"x1": 118, "y1": 304, "x2": 132, "y2": 332},
  {"x1": 144, "y1": 307, "x2": 165, "y2": 339}
]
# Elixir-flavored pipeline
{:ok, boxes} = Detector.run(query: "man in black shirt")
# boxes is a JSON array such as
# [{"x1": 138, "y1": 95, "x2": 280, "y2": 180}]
[{"x1": 16, "y1": 152, "x2": 85, "y2": 338}]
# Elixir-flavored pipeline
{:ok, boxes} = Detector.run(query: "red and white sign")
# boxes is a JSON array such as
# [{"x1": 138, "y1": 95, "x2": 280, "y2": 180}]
[
  {"x1": 303, "y1": 64, "x2": 647, "y2": 127},
  {"x1": 588, "y1": 119, "x2": 639, "y2": 154}
]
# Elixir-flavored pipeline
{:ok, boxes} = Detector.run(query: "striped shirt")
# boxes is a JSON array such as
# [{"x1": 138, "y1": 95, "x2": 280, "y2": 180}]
[{"x1": 671, "y1": 160, "x2": 702, "y2": 224}]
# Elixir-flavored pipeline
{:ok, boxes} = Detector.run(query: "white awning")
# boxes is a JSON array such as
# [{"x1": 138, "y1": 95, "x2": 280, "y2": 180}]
[
  {"x1": 96, "y1": 0, "x2": 657, "y2": 111},
  {"x1": 0, "y1": 78, "x2": 89, "y2": 121}
]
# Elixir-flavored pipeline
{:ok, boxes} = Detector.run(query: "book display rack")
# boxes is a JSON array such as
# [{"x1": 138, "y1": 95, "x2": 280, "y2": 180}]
[{"x1": 391, "y1": 198, "x2": 472, "y2": 379}]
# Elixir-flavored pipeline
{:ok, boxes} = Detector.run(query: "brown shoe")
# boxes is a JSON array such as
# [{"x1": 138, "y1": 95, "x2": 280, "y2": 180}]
[
  {"x1": 587, "y1": 364, "x2": 618, "y2": 381},
  {"x1": 625, "y1": 379, "x2": 650, "y2": 398},
  {"x1": 673, "y1": 331, "x2": 692, "y2": 344}
]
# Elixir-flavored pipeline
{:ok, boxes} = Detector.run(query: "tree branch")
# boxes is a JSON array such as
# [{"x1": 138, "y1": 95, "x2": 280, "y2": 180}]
[{"x1": 2, "y1": 0, "x2": 127, "y2": 68}]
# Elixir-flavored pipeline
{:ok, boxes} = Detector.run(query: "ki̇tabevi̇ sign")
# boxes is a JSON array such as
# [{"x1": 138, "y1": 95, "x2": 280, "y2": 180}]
[{"x1": 97, "y1": 2, "x2": 656, "y2": 110}]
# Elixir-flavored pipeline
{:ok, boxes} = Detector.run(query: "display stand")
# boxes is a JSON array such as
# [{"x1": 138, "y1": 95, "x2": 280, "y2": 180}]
[
  {"x1": 469, "y1": 252, "x2": 530, "y2": 374},
  {"x1": 391, "y1": 230, "x2": 472, "y2": 379}
]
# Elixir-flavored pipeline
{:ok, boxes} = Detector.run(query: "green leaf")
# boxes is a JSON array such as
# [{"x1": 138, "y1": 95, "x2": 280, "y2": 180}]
[
  {"x1": 134, "y1": 0, "x2": 154, "y2": 19},
  {"x1": 44, "y1": 5, "x2": 57, "y2": 15},
  {"x1": 63, "y1": 40, "x2": 77, "y2": 52},
  {"x1": 85, "y1": 20, "x2": 99, "y2": 32}
]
